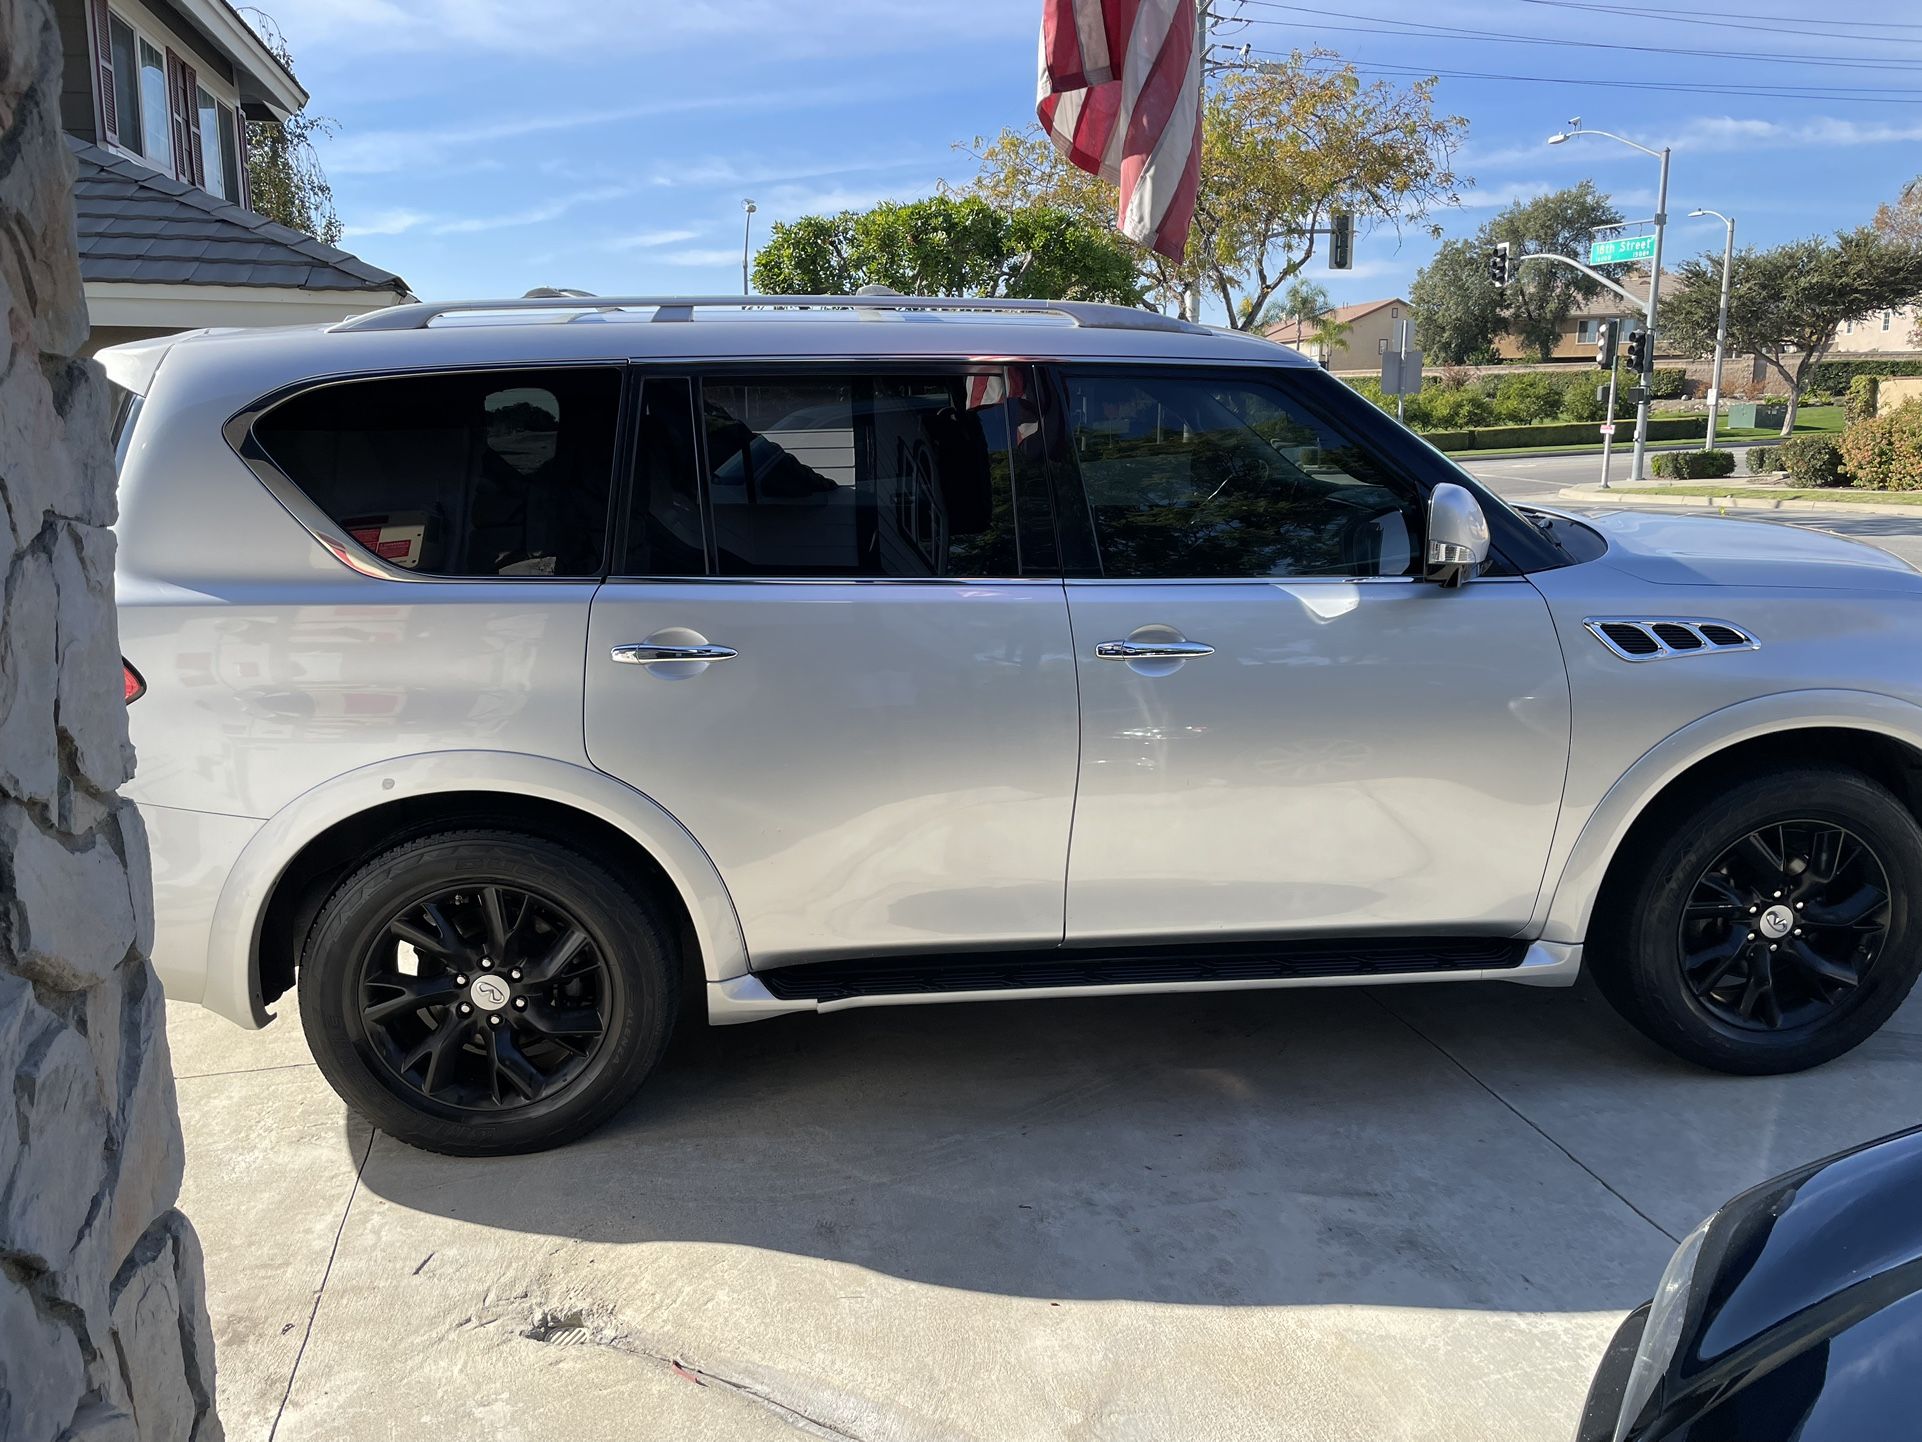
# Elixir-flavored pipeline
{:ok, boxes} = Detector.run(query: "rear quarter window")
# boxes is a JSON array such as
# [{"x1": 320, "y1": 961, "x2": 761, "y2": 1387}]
[{"x1": 251, "y1": 367, "x2": 621, "y2": 577}]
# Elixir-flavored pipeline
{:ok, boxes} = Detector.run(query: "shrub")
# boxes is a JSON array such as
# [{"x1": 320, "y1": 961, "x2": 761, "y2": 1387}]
[
  {"x1": 1845, "y1": 374, "x2": 1881, "y2": 425},
  {"x1": 1345, "y1": 375, "x2": 1392, "y2": 412},
  {"x1": 1745, "y1": 445, "x2": 1782, "y2": 474},
  {"x1": 1651, "y1": 450, "x2": 1736, "y2": 480},
  {"x1": 1491, "y1": 371, "x2": 1562, "y2": 425},
  {"x1": 1838, "y1": 400, "x2": 1922, "y2": 491},
  {"x1": 1810, "y1": 358, "x2": 1922, "y2": 394},
  {"x1": 1778, "y1": 435, "x2": 1848, "y2": 488},
  {"x1": 1416, "y1": 380, "x2": 1495, "y2": 429},
  {"x1": 1648, "y1": 367, "x2": 1687, "y2": 400},
  {"x1": 1557, "y1": 374, "x2": 1606, "y2": 422}
]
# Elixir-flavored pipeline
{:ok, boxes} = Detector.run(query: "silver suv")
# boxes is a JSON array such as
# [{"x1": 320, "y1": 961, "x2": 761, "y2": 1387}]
[{"x1": 108, "y1": 294, "x2": 1922, "y2": 1154}]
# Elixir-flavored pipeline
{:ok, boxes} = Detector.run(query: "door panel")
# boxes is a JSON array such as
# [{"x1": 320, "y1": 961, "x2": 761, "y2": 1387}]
[
  {"x1": 586, "y1": 582, "x2": 1078, "y2": 963},
  {"x1": 1064, "y1": 578, "x2": 1570, "y2": 940}
]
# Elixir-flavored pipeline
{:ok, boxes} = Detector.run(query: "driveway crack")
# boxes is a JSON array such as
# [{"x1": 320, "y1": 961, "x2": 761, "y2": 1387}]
[{"x1": 267, "y1": 1127, "x2": 375, "y2": 1441}]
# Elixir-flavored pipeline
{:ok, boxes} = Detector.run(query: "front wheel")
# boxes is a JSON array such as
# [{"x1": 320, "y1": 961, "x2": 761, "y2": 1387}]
[
  {"x1": 1593, "y1": 766, "x2": 1922, "y2": 1075},
  {"x1": 298, "y1": 830, "x2": 677, "y2": 1154}
]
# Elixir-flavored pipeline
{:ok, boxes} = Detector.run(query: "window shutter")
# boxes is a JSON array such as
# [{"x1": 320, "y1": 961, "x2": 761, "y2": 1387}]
[
  {"x1": 180, "y1": 60, "x2": 204, "y2": 187},
  {"x1": 90, "y1": 0, "x2": 118, "y2": 145},
  {"x1": 164, "y1": 49, "x2": 200, "y2": 184}
]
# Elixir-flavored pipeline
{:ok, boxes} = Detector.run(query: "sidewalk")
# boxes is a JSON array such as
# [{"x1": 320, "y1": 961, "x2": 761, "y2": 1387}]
[{"x1": 1556, "y1": 483, "x2": 1922, "y2": 518}]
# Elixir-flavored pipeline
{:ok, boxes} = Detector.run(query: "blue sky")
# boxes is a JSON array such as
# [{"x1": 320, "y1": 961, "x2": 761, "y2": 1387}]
[{"x1": 257, "y1": 0, "x2": 1922, "y2": 321}]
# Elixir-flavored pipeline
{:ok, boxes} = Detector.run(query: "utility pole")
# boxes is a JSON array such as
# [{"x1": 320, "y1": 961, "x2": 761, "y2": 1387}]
[{"x1": 1692, "y1": 208, "x2": 1736, "y2": 453}]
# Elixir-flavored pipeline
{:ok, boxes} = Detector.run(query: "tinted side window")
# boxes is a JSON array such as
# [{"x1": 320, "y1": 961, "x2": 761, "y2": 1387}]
[
  {"x1": 255, "y1": 367, "x2": 620, "y2": 577},
  {"x1": 620, "y1": 377, "x2": 706, "y2": 576},
  {"x1": 700, "y1": 371, "x2": 1019, "y2": 578},
  {"x1": 1063, "y1": 371, "x2": 1422, "y2": 580}
]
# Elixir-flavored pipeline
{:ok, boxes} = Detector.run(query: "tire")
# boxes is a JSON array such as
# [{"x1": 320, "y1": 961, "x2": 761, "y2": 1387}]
[
  {"x1": 1591, "y1": 765, "x2": 1922, "y2": 1075},
  {"x1": 298, "y1": 829, "x2": 677, "y2": 1155}
]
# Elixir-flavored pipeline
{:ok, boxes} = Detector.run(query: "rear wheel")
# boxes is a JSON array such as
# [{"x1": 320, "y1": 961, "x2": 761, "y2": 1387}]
[
  {"x1": 298, "y1": 830, "x2": 676, "y2": 1154},
  {"x1": 1593, "y1": 766, "x2": 1922, "y2": 1074}
]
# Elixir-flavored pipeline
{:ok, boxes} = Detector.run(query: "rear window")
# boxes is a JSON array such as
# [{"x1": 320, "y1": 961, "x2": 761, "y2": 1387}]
[{"x1": 253, "y1": 367, "x2": 621, "y2": 577}]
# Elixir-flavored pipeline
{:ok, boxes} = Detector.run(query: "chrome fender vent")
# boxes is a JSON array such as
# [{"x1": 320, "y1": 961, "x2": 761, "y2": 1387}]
[{"x1": 1585, "y1": 618, "x2": 1758, "y2": 662}]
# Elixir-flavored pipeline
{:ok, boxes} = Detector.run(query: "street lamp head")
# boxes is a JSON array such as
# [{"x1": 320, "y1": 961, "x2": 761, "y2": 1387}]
[
  {"x1": 743, "y1": 199, "x2": 757, "y2": 214},
  {"x1": 1546, "y1": 132, "x2": 1568, "y2": 146},
  {"x1": 1688, "y1": 208, "x2": 1705, "y2": 217}
]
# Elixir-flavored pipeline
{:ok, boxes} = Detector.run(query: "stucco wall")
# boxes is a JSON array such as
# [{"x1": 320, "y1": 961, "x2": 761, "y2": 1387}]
[{"x1": 1, "y1": 1, "x2": 221, "y2": 1437}]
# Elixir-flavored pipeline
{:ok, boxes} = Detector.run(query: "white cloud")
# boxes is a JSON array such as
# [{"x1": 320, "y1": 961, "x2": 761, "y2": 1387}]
[
  {"x1": 341, "y1": 207, "x2": 431, "y2": 238},
  {"x1": 653, "y1": 247, "x2": 752, "y2": 268},
  {"x1": 430, "y1": 185, "x2": 629, "y2": 235},
  {"x1": 1663, "y1": 116, "x2": 1922, "y2": 154},
  {"x1": 606, "y1": 228, "x2": 703, "y2": 251}
]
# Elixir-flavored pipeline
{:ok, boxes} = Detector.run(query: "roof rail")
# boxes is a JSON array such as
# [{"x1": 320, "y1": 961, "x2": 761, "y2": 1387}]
[{"x1": 330, "y1": 293, "x2": 1209, "y2": 336}]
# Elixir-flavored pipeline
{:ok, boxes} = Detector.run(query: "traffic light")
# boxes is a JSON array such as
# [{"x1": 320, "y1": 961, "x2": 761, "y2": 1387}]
[
  {"x1": 1329, "y1": 212, "x2": 1353, "y2": 271},
  {"x1": 1487, "y1": 242, "x2": 1511, "y2": 288},
  {"x1": 1624, "y1": 328, "x2": 1649, "y2": 373},
  {"x1": 1595, "y1": 318, "x2": 1619, "y2": 370}
]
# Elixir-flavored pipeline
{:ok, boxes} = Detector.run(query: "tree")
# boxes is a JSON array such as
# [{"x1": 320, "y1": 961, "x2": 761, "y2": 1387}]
[
  {"x1": 1874, "y1": 178, "x2": 1922, "y2": 247},
  {"x1": 962, "y1": 50, "x2": 1465, "y2": 328},
  {"x1": 1409, "y1": 238, "x2": 1506, "y2": 364},
  {"x1": 751, "y1": 194, "x2": 1145, "y2": 304},
  {"x1": 1481, "y1": 182, "x2": 1625, "y2": 362},
  {"x1": 1250, "y1": 281, "x2": 1350, "y2": 361},
  {"x1": 238, "y1": 12, "x2": 341, "y2": 243},
  {"x1": 1662, "y1": 228, "x2": 1922, "y2": 434}
]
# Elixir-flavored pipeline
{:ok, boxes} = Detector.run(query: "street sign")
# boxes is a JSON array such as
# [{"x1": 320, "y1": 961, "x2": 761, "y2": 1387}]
[
  {"x1": 1589, "y1": 233, "x2": 1657, "y2": 266},
  {"x1": 1380, "y1": 349, "x2": 1423, "y2": 395},
  {"x1": 1598, "y1": 423, "x2": 1616, "y2": 436}
]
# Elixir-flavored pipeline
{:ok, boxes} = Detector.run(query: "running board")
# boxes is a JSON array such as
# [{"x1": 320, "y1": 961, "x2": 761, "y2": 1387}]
[{"x1": 707, "y1": 939, "x2": 1580, "y2": 1024}]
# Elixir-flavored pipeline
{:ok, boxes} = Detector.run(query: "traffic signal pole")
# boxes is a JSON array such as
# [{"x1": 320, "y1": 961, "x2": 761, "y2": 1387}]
[{"x1": 1632, "y1": 146, "x2": 1671, "y2": 484}]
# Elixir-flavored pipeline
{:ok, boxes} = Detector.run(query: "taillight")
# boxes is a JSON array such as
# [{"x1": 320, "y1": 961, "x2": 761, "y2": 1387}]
[{"x1": 123, "y1": 660, "x2": 146, "y2": 704}]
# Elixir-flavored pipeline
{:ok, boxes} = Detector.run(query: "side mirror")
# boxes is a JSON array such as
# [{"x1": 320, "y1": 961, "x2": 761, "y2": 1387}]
[{"x1": 1425, "y1": 483, "x2": 1490, "y2": 588}]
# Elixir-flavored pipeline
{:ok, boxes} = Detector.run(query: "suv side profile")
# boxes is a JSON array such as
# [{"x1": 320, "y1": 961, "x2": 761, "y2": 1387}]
[{"x1": 108, "y1": 294, "x2": 1922, "y2": 1155}]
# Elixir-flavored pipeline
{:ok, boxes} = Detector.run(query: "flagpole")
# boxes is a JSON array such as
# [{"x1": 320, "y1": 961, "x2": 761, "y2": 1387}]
[{"x1": 1184, "y1": 0, "x2": 1209, "y2": 323}]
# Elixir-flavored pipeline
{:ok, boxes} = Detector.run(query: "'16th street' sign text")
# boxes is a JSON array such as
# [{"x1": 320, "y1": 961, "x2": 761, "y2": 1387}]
[{"x1": 1589, "y1": 233, "x2": 1657, "y2": 266}]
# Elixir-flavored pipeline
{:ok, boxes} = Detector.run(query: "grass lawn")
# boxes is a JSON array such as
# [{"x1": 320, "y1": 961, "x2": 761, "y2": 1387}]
[
  {"x1": 1606, "y1": 484, "x2": 1922, "y2": 507},
  {"x1": 1442, "y1": 404, "x2": 1846, "y2": 458}
]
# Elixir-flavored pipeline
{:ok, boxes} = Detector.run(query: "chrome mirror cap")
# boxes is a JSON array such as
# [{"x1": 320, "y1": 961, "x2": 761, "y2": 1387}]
[{"x1": 1425, "y1": 482, "x2": 1491, "y2": 588}]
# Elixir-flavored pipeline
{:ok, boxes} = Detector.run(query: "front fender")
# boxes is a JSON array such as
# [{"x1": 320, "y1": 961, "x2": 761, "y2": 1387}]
[
  {"x1": 204, "y1": 750, "x2": 750, "y2": 1027},
  {"x1": 1540, "y1": 689, "x2": 1922, "y2": 948}
]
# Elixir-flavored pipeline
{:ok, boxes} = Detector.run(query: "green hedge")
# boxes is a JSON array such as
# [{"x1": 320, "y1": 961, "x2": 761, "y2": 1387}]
[
  {"x1": 1652, "y1": 449, "x2": 1736, "y2": 479},
  {"x1": 1424, "y1": 416, "x2": 1707, "y2": 452},
  {"x1": 1810, "y1": 358, "x2": 1922, "y2": 393},
  {"x1": 1779, "y1": 434, "x2": 1848, "y2": 487},
  {"x1": 1649, "y1": 367, "x2": 1687, "y2": 400},
  {"x1": 1746, "y1": 445, "x2": 1781, "y2": 474}
]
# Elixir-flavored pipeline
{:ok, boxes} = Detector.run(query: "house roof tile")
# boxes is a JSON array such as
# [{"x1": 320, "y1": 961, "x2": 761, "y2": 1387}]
[{"x1": 69, "y1": 137, "x2": 410, "y2": 296}]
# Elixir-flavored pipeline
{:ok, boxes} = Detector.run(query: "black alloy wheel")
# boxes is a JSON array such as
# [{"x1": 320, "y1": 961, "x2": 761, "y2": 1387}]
[
  {"x1": 1678, "y1": 821, "x2": 1891, "y2": 1033},
  {"x1": 360, "y1": 883, "x2": 611, "y2": 1111},
  {"x1": 300, "y1": 830, "x2": 676, "y2": 1154},
  {"x1": 1594, "y1": 765, "x2": 1922, "y2": 1076}
]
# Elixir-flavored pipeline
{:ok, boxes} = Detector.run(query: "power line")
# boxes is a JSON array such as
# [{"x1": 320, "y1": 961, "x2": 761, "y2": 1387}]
[
  {"x1": 1516, "y1": 0, "x2": 1922, "y2": 45},
  {"x1": 1237, "y1": 48, "x2": 1922, "y2": 104},
  {"x1": 1231, "y1": 1, "x2": 1922, "y2": 70}
]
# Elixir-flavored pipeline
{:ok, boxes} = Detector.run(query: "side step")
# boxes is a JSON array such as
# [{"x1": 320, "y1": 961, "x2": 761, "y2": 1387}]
[{"x1": 756, "y1": 937, "x2": 1527, "y2": 1004}]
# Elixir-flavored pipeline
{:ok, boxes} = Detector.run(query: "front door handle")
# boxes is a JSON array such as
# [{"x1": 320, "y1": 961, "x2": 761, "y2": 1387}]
[
  {"x1": 610, "y1": 643, "x2": 739, "y2": 665},
  {"x1": 1095, "y1": 640, "x2": 1215, "y2": 661}
]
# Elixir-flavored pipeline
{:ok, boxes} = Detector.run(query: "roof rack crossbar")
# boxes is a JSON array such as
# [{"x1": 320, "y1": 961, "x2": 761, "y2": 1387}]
[{"x1": 330, "y1": 294, "x2": 1208, "y2": 336}]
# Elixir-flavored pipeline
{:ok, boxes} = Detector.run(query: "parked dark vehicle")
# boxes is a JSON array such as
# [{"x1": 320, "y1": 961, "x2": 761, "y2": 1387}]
[{"x1": 1579, "y1": 1126, "x2": 1922, "y2": 1442}]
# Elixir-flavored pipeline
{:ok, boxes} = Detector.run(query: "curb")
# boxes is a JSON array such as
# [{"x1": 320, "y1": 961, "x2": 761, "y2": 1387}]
[{"x1": 1555, "y1": 486, "x2": 1922, "y2": 519}]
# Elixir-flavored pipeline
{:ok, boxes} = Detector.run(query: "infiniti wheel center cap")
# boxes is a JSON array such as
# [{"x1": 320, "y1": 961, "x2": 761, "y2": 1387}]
[
  {"x1": 1759, "y1": 904, "x2": 1794, "y2": 940},
  {"x1": 469, "y1": 975, "x2": 512, "y2": 1012}
]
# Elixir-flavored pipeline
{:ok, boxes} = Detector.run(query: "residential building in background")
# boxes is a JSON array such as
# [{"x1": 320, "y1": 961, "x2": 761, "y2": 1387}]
[
  {"x1": 1834, "y1": 304, "x2": 1922, "y2": 357},
  {"x1": 52, "y1": 0, "x2": 409, "y2": 351},
  {"x1": 1262, "y1": 298, "x2": 1410, "y2": 372},
  {"x1": 1492, "y1": 269, "x2": 1688, "y2": 364}
]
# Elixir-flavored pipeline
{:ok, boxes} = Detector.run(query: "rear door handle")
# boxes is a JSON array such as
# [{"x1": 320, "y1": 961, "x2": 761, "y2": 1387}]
[
  {"x1": 1095, "y1": 640, "x2": 1215, "y2": 661},
  {"x1": 610, "y1": 643, "x2": 739, "y2": 665}
]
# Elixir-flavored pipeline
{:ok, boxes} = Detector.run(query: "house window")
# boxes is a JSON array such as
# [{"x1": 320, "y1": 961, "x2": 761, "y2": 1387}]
[
  {"x1": 136, "y1": 37, "x2": 171, "y2": 171},
  {"x1": 215, "y1": 101, "x2": 241, "y2": 202},
  {"x1": 195, "y1": 88, "x2": 240, "y2": 200},
  {"x1": 108, "y1": 15, "x2": 140, "y2": 153},
  {"x1": 1884, "y1": 311, "x2": 1895, "y2": 332},
  {"x1": 1378, "y1": 337, "x2": 1388, "y2": 355},
  {"x1": 1577, "y1": 319, "x2": 1597, "y2": 343},
  {"x1": 1845, "y1": 320, "x2": 1854, "y2": 335}
]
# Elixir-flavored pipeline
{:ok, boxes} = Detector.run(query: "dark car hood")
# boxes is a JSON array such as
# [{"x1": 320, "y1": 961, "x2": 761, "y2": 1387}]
[{"x1": 1572, "y1": 508, "x2": 1922, "y2": 592}]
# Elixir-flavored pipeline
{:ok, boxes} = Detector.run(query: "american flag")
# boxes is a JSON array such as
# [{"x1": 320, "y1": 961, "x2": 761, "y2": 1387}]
[{"x1": 1036, "y1": 0, "x2": 1203, "y2": 263}]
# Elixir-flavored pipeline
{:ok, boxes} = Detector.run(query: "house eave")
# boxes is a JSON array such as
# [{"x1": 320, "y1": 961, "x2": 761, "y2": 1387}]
[
  {"x1": 85, "y1": 281, "x2": 411, "y2": 330},
  {"x1": 174, "y1": 0, "x2": 310, "y2": 118}
]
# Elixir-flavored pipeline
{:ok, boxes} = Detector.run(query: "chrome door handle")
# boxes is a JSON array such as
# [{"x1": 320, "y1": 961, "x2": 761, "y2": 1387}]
[
  {"x1": 610, "y1": 643, "x2": 739, "y2": 665},
  {"x1": 1095, "y1": 640, "x2": 1215, "y2": 661}
]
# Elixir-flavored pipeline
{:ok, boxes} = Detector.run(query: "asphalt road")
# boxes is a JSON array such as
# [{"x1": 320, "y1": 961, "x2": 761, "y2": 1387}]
[{"x1": 1461, "y1": 451, "x2": 1922, "y2": 571}]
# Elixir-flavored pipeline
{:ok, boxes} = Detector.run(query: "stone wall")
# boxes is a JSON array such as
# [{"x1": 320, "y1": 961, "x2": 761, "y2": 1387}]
[{"x1": 1, "y1": 1, "x2": 220, "y2": 1438}]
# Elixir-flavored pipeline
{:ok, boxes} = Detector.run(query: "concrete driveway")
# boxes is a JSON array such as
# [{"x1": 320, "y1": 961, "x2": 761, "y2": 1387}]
[{"x1": 168, "y1": 975, "x2": 1922, "y2": 1442}]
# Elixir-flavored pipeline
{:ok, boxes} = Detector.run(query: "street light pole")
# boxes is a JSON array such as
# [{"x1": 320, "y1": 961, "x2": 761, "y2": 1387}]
[
  {"x1": 741, "y1": 199, "x2": 757, "y2": 295},
  {"x1": 1691, "y1": 207, "x2": 1736, "y2": 453},
  {"x1": 1546, "y1": 120, "x2": 1669, "y2": 482}
]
